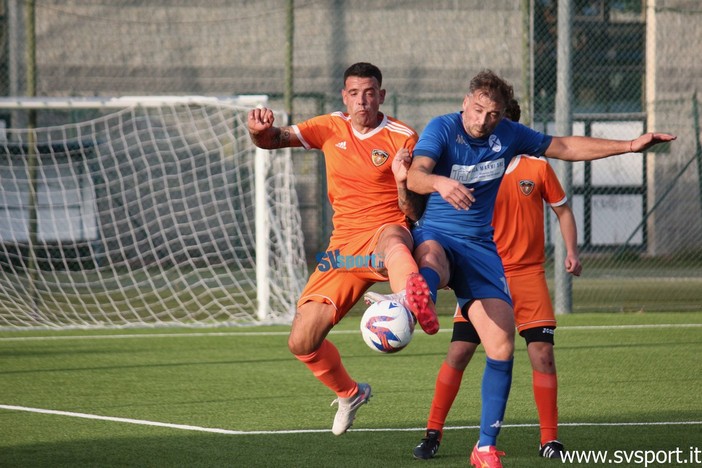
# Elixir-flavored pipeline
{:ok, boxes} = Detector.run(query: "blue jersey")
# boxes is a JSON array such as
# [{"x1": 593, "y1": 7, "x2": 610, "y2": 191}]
[{"x1": 413, "y1": 112, "x2": 552, "y2": 238}]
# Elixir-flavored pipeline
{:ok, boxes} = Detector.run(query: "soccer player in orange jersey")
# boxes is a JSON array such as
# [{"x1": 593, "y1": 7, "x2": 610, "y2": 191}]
[
  {"x1": 411, "y1": 99, "x2": 582, "y2": 461},
  {"x1": 247, "y1": 62, "x2": 438, "y2": 436}
]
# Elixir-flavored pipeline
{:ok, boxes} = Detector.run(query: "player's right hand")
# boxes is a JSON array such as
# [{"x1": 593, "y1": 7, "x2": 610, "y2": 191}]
[
  {"x1": 435, "y1": 177, "x2": 475, "y2": 210},
  {"x1": 392, "y1": 148, "x2": 412, "y2": 184},
  {"x1": 247, "y1": 106, "x2": 275, "y2": 134}
]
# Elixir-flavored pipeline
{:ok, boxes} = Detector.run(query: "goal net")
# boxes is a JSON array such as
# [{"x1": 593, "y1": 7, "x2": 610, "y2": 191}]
[{"x1": 0, "y1": 96, "x2": 307, "y2": 329}]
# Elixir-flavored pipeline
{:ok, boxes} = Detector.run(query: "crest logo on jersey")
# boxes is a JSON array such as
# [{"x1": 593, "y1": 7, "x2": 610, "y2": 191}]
[
  {"x1": 489, "y1": 134, "x2": 502, "y2": 152},
  {"x1": 519, "y1": 179, "x2": 535, "y2": 196},
  {"x1": 371, "y1": 149, "x2": 390, "y2": 166}
]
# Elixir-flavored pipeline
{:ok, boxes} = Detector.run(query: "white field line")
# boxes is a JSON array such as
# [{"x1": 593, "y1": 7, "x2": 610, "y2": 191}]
[
  {"x1": 0, "y1": 323, "x2": 701, "y2": 342},
  {"x1": 0, "y1": 404, "x2": 700, "y2": 435}
]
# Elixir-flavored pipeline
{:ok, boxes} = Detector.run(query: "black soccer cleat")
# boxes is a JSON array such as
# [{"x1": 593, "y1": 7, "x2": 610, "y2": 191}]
[
  {"x1": 539, "y1": 440, "x2": 565, "y2": 459},
  {"x1": 413, "y1": 429, "x2": 441, "y2": 460}
]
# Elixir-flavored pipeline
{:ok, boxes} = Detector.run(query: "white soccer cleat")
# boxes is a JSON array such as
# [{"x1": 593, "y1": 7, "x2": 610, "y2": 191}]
[
  {"x1": 330, "y1": 382, "x2": 372, "y2": 435},
  {"x1": 363, "y1": 290, "x2": 406, "y2": 306},
  {"x1": 364, "y1": 274, "x2": 438, "y2": 333}
]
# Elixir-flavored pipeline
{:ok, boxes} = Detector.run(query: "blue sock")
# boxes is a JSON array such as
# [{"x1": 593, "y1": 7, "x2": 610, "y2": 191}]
[
  {"x1": 479, "y1": 356, "x2": 514, "y2": 448},
  {"x1": 418, "y1": 267, "x2": 440, "y2": 304}
]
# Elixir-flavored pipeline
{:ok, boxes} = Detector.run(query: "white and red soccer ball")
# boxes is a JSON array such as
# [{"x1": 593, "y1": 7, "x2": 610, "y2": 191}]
[{"x1": 360, "y1": 300, "x2": 415, "y2": 353}]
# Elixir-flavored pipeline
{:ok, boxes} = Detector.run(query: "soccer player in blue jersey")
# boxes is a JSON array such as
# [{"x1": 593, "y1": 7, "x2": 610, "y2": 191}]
[{"x1": 406, "y1": 70, "x2": 675, "y2": 468}]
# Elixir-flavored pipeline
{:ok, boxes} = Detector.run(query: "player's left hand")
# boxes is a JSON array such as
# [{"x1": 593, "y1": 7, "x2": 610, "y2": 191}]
[
  {"x1": 565, "y1": 254, "x2": 582, "y2": 276},
  {"x1": 631, "y1": 132, "x2": 676, "y2": 153}
]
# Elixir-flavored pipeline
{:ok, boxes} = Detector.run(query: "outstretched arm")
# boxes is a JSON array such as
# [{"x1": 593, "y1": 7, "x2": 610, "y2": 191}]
[
  {"x1": 247, "y1": 106, "x2": 303, "y2": 149},
  {"x1": 392, "y1": 148, "x2": 427, "y2": 222},
  {"x1": 551, "y1": 203, "x2": 582, "y2": 276},
  {"x1": 545, "y1": 132, "x2": 676, "y2": 162}
]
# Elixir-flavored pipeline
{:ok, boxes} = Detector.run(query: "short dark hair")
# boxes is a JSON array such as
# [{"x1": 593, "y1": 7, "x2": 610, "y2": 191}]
[
  {"x1": 505, "y1": 98, "x2": 521, "y2": 123},
  {"x1": 343, "y1": 62, "x2": 383, "y2": 87},
  {"x1": 468, "y1": 70, "x2": 514, "y2": 110}
]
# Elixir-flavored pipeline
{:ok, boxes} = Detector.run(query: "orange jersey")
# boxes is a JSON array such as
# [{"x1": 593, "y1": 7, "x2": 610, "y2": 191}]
[
  {"x1": 293, "y1": 112, "x2": 417, "y2": 243},
  {"x1": 492, "y1": 155, "x2": 566, "y2": 272},
  {"x1": 452, "y1": 270, "x2": 555, "y2": 331}
]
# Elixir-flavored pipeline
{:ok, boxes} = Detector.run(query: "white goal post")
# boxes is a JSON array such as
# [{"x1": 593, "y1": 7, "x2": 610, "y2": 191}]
[{"x1": 0, "y1": 95, "x2": 306, "y2": 329}]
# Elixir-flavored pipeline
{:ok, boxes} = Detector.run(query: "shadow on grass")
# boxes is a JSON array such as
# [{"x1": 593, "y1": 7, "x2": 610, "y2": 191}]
[{"x1": 3, "y1": 413, "x2": 700, "y2": 468}]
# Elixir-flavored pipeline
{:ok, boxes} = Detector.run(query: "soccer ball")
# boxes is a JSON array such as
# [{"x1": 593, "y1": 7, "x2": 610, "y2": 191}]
[{"x1": 360, "y1": 300, "x2": 415, "y2": 353}]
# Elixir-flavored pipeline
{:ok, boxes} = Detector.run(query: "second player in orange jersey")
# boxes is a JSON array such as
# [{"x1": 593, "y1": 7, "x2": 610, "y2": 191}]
[{"x1": 412, "y1": 99, "x2": 581, "y2": 462}]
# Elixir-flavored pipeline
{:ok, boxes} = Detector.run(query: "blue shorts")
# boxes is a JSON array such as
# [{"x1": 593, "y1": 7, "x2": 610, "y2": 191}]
[{"x1": 412, "y1": 227, "x2": 512, "y2": 311}]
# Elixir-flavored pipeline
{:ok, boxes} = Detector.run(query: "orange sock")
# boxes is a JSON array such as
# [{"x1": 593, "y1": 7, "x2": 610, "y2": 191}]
[
  {"x1": 427, "y1": 362, "x2": 464, "y2": 435},
  {"x1": 533, "y1": 370, "x2": 559, "y2": 444},
  {"x1": 295, "y1": 339, "x2": 357, "y2": 398},
  {"x1": 383, "y1": 243, "x2": 418, "y2": 292}
]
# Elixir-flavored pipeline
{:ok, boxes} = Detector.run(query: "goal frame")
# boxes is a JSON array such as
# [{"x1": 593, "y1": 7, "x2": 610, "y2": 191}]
[{"x1": 0, "y1": 95, "x2": 297, "y2": 328}]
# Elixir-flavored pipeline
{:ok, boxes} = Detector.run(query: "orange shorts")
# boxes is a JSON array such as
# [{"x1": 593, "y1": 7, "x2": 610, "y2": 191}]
[
  {"x1": 453, "y1": 267, "x2": 555, "y2": 332},
  {"x1": 297, "y1": 223, "x2": 410, "y2": 324}
]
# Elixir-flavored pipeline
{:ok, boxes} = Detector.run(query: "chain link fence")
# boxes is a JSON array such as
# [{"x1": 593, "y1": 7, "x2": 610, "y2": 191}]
[{"x1": 1, "y1": 0, "x2": 701, "y2": 314}]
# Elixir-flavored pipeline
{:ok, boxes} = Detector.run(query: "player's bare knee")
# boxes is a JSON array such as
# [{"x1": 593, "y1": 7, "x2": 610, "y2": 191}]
[
  {"x1": 384, "y1": 224, "x2": 412, "y2": 243},
  {"x1": 415, "y1": 256, "x2": 450, "y2": 288},
  {"x1": 288, "y1": 302, "x2": 334, "y2": 356},
  {"x1": 415, "y1": 246, "x2": 449, "y2": 283},
  {"x1": 288, "y1": 331, "x2": 323, "y2": 356},
  {"x1": 446, "y1": 340, "x2": 478, "y2": 369},
  {"x1": 423, "y1": 250, "x2": 444, "y2": 270},
  {"x1": 287, "y1": 332, "x2": 307, "y2": 355},
  {"x1": 376, "y1": 224, "x2": 412, "y2": 253},
  {"x1": 446, "y1": 349, "x2": 474, "y2": 369},
  {"x1": 288, "y1": 317, "x2": 328, "y2": 355},
  {"x1": 524, "y1": 336, "x2": 556, "y2": 372},
  {"x1": 484, "y1": 338, "x2": 515, "y2": 361}
]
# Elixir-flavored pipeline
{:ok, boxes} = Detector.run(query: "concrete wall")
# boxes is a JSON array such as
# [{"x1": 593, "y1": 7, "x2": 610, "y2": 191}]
[
  {"x1": 646, "y1": 0, "x2": 702, "y2": 255},
  {"x1": 3, "y1": 0, "x2": 702, "y2": 257}
]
